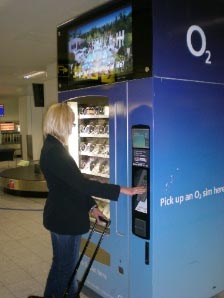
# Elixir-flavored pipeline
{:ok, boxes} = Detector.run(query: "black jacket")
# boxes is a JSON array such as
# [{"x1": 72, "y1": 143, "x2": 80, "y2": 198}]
[{"x1": 40, "y1": 134, "x2": 120, "y2": 235}]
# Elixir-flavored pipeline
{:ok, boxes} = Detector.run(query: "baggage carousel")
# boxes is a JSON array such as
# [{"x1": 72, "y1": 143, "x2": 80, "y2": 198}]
[{"x1": 0, "y1": 164, "x2": 48, "y2": 197}]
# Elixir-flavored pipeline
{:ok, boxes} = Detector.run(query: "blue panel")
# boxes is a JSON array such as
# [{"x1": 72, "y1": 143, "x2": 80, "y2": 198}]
[
  {"x1": 128, "y1": 78, "x2": 153, "y2": 298},
  {"x1": 58, "y1": 84, "x2": 122, "y2": 102},
  {"x1": 153, "y1": 0, "x2": 224, "y2": 83},
  {"x1": 152, "y1": 78, "x2": 224, "y2": 298}
]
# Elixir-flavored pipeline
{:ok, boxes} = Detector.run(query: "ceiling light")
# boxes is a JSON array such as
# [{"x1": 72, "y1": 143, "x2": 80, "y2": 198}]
[{"x1": 23, "y1": 71, "x2": 47, "y2": 79}]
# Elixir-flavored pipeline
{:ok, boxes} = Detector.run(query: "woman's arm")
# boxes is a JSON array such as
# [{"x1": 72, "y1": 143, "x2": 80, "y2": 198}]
[
  {"x1": 90, "y1": 185, "x2": 146, "y2": 222},
  {"x1": 120, "y1": 186, "x2": 146, "y2": 196}
]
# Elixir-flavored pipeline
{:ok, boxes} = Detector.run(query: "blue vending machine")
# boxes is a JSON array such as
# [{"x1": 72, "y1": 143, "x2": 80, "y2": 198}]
[
  {"x1": 148, "y1": 1, "x2": 224, "y2": 297},
  {"x1": 57, "y1": 0, "x2": 224, "y2": 297}
]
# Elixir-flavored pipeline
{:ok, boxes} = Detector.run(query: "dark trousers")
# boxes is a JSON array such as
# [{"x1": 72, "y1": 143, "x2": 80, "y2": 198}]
[{"x1": 44, "y1": 232, "x2": 81, "y2": 298}]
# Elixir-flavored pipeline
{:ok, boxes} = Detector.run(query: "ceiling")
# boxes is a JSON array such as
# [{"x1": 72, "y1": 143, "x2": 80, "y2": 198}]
[{"x1": 0, "y1": 0, "x2": 109, "y2": 99}]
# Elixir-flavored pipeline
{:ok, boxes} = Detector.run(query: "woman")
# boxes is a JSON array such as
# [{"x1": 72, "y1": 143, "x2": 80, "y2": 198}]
[{"x1": 28, "y1": 102, "x2": 146, "y2": 298}]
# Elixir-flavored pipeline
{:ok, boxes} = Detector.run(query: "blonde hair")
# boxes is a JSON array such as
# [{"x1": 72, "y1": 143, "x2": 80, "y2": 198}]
[{"x1": 43, "y1": 102, "x2": 75, "y2": 144}]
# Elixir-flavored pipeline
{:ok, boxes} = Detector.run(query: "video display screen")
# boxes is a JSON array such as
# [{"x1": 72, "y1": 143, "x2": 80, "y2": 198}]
[
  {"x1": 58, "y1": 0, "x2": 152, "y2": 91},
  {"x1": 67, "y1": 5, "x2": 132, "y2": 85}
]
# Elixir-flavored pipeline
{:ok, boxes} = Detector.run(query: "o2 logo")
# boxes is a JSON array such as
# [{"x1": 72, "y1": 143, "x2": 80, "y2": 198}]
[{"x1": 186, "y1": 25, "x2": 212, "y2": 64}]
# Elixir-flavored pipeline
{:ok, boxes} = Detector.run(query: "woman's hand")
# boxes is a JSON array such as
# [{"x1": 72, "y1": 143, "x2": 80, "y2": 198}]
[
  {"x1": 91, "y1": 207, "x2": 107, "y2": 223},
  {"x1": 120, "y1": 186, "x2": 147, "y2": 196}
]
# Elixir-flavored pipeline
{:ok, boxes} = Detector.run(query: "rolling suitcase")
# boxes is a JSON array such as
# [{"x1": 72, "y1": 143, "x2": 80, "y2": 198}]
[{"x1": 62, "y1": 217, "x2": 111, "y2": 298}]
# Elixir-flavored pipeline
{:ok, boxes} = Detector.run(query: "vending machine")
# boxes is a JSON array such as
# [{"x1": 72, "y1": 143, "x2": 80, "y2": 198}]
[
  {"x1": 59, "y1": 83, "x2": 142, "y2": 298},
  {"x1": 57, "y1": 0, "x2": 224, "y2": 297}
]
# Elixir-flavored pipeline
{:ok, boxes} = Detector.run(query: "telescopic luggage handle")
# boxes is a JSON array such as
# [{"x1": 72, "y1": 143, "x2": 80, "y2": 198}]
[{"x1": 62, "y1": 217, "x2": 111, "y2": 298}]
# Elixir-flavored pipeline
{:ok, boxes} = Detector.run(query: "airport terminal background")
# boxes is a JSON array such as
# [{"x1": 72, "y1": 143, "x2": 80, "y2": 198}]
[
  {"x1": 0, "y1": 44, "x2": 96, "y2": 298},
  {"x1": 1, "y1": 1, "x2": 224, "y2": 298}
]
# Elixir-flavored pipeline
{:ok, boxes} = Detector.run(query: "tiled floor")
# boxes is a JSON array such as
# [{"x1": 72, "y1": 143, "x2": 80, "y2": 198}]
[
  {"x1": 0, "y1": 190, "x2": 50, "y2": 297},
  {"x1": 0, "y1": 161, "x2": 91, "y2": 298}
]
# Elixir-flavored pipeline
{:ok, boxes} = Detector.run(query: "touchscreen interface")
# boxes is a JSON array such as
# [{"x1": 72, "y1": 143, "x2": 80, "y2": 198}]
[
  {"x1": 132, "y1": 128, "x2": 149, "y2": 149},
  {"x1": 133, "y1": 168, "x2": 148, "y2": 213}
]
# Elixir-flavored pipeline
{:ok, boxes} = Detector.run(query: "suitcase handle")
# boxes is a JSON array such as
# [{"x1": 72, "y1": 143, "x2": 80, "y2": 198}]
[{"x1": 75, "y1": 218, "x2": 110, "y2": 297}]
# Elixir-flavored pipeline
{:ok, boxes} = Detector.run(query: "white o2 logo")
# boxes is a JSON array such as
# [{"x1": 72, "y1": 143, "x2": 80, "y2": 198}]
[{"x1": 186, "y1": 25, "x2": 211, "y2": 64}]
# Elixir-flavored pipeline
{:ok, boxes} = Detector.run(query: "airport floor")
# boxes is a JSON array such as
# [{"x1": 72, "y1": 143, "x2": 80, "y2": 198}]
[
  {"x1": 0, "y1": 160, "x2": 224, "y2": 298},
  {"x1": 0, "y1": 160, "x2": 96, "y2": 298}
]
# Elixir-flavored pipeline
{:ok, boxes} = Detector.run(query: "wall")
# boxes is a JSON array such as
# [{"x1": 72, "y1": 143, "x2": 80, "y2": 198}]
[
  {"x1": 1, "y1": 62, "x2": 58, "y2": 161},
  {"x1": 45, "y1": 63, "x2": 58, "y2": 107},
  {"x1": 18, "y1": 96, "x2": 28, "y2": 159},
  {"x1": 0, "y1": 98, "x2": 19, "y2": 122},
  {"x1": 18, "y1": 62, "x2": 58, "y2": 161}
]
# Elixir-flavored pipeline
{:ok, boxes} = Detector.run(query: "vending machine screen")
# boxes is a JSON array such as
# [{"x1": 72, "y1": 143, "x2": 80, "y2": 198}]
[
  {"x1": 132, "y1": 128, "x2": 149, "y2": 149},
  {"x1": 132, "y1": 125, "x2": 150, "y2": 239}
]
